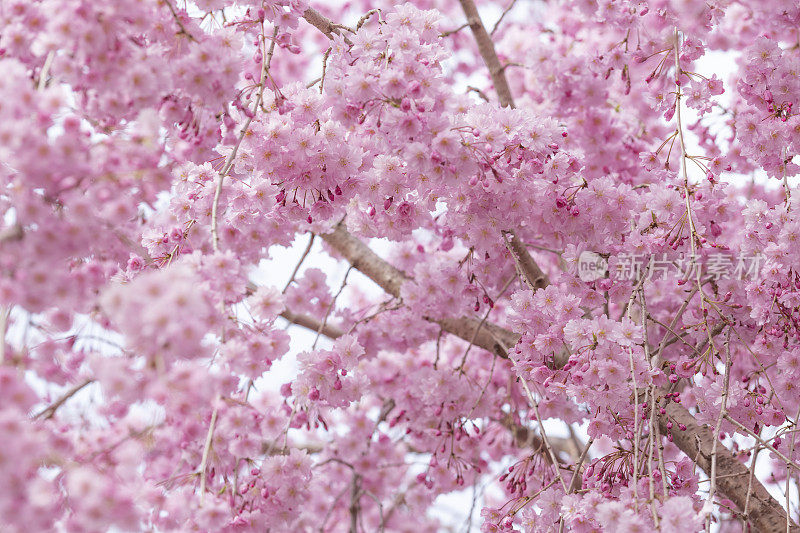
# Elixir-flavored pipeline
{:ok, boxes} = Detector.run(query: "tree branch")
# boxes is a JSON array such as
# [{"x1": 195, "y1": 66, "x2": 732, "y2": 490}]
[
  {"x1": 662, "y1": 400, "x2": 797, "y2": 531},
  {"x1": 299, "y1": 8, "x2": 793, "y2": 528},
  {"x1": 0, "y1": 223, "x2": 23, "y2": 244},
  {"x1": 503, "y1": 230, "x2": 549, "y2": 291},
  {"x1": 280, "y1": 309, "x2": 345, "y2": 340},
  {"x1": 457, "y1": 0, "x2": 515, "y2": 108},
  {"x1": 33, "y1": 379, "x2": 94, "y2": 420},
  {"x1": 303, "y1": 7, "x2": 353, "y2": 46},
  {"x1": 320, "y1": 222, "x2": 519, "y2": 359},
  {"x1": 320, "y1": 223, "x2": 795, "y2": 531}
]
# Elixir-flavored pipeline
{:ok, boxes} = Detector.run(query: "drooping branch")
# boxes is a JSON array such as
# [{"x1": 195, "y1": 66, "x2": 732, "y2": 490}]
[
  {"x1": 321, "y1": 223, "x2": 797, "y2": 531},
  {"x1": 277, "y1": 301, "x2": 578, "y2": 463},
  {"x1": 300, "y1": 5, "x2": 795, "y2": 530}
]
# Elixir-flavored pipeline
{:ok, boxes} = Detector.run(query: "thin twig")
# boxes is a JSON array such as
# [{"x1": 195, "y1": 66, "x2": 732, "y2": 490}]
[
  {"x1": 162, "y1": 0, "x2": 198, "y2": 41},
  {"x1": 33, "y1": 379, "x2": 94, "y2": 420},
  {"x1": 280, "y1": 309, "x2": 344, "y2": 339},
  {"x1": 787, "y1": 405, "x2": 800, "y2": 532},
  {"x1": 490, "y1": 0, "x2": 519, "y2": 36},
  {"x1": 211, "y1": 23, "x2": 277, "y2": 251},
  {"x1": 312, "y1": 266, "x2": 352, "y2": 349},
  {"x1": 567, "y1": 438, "x2": 594, "y2": 493},
  {"x1": 198, "y1": 405, "x2": 219, "y2": 503},
  {"x1": 707, "y1": 329, "x2": 733, "y2": 529},
  {"x1": 457, "y1": 274, "x2": 515, "y2": 373},
  {"x1": 519, "y1": 378, "x2": 569, "y2": 492},
  {"x1": 723, "y1": 415, "x2": 800, "y2": 473},
  {"x1": 349, "y1": 474, "x2": 360, "y2": 533},
  {"x1": 283, "y1": 233, "x2": 316, "y2": 293},
  {"x1": 38, "y1": 50, "x2": 55, "y2": 92}
]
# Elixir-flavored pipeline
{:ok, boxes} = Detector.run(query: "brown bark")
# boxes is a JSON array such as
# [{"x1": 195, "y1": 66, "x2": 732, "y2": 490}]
[
  {"x1": 280, "y1": 309, "x2": 345, "y2": 340},
  {"x1": 320, "y1": 222, "x2": 797, "y2": 531},
  {"x1": 456, "y1": 0, "x2": 515, "y2": 109},
  {"x1": 303, "y1": 3, "x2": 796, "y2": 529},
  {"x1": 320, "y1": 223, "x2": 519, "y2": 359},
  {"x1": 662, "y1": 400, "x2": 797, "y2": 531}
]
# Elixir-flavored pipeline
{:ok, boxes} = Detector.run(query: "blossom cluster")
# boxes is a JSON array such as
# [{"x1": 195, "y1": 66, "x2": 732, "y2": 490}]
[{"x1": 3, "y1": 0, "x2": 800, "y2": 531}]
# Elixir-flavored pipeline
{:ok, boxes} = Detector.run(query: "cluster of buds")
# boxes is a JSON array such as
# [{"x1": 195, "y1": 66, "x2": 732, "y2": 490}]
[{"x1": 584, "y1": 449, "x2": 634, "y2": 496}]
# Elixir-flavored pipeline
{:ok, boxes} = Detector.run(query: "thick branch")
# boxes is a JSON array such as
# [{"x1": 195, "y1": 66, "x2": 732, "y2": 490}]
[
  {"x1": 303, "y1": 7, "x2": 353, "y2": 46},
  {"x1": 457, "y1": 0, "x2": 515, "y2": 108},
  {"x1": 504, "y1": 230, "x2": 549, "y2": 291},
  {"x1": 300, "y1": 9, "x2": 791, "y2": 527},
  {"x1": 320, "y1": 223, "x2": 518, "y2": 359},
  {"x1": 320, "y1": 224, "x2": 794, "y2": 530},
  {"x1": 662, "y1": 400, "x2": 797, "y2": 532},
  {"x1": 280, "y1": 309, "x2": 345, "y2": 339},
  {"x1": 0, "y1": 224, "x2": 23, "y2": 244},
  {"x1": 320, "y1": 223, "x2": 407, "y2": 297}
]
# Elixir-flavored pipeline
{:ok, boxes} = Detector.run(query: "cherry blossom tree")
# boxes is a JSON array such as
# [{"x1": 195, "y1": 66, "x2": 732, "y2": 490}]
[{"x1": 2, "y1": 0, "x2": 800, "y2": 531}]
